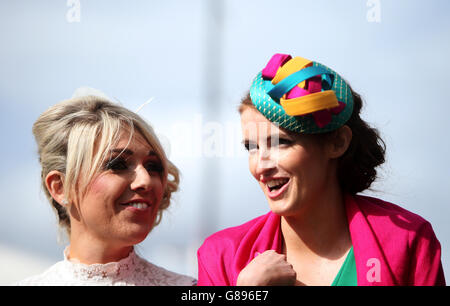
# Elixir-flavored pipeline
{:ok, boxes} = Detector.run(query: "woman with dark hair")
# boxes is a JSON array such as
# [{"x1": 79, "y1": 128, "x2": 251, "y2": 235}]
[{"x1": 197, "y1": 54, "x2": 445, "y2": 286}]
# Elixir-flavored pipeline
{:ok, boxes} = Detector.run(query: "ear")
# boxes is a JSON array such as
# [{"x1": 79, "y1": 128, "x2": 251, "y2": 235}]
[
  {"x1": 328, "y1": 125, "x2": 352, "y2": 159},
  {"x1": 45, "y1": 170, "x2": 66, "y2": 207}
]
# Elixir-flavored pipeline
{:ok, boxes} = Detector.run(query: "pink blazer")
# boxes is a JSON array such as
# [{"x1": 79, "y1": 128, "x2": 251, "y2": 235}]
[{"x1": 197, "y1": 194, "x2": 445, "y2": 286}]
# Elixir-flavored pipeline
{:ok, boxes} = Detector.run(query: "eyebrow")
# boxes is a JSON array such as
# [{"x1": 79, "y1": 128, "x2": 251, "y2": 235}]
[{"x1": 110, "y1": 148, "x2": 157, "y2": 156}]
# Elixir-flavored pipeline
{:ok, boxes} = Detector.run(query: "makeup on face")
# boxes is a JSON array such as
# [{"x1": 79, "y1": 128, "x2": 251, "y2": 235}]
[
  {"x1": 72, "y1": 132, "x2": 166, "y2": 249},
  {"x1": 104, "y1": 149, "x2": 164, "y2": 174},
  {"x1": 241, "y1": 108, "x2": 333, "y2": 216}
]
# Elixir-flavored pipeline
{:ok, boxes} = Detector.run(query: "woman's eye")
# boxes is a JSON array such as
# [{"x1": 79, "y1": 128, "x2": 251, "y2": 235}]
[
  {"x1": 277, "y1": 138, "x2": 293, "y2": 146},
  {"x1": 244, "y1": 142, "x2": 258, "y2": 152},
  {"x1": 105, "y1": 158, "x2": 128, "y2": 171},
  {"x1": 145, "y1": 162, "x2": 164, "y2": 173}
]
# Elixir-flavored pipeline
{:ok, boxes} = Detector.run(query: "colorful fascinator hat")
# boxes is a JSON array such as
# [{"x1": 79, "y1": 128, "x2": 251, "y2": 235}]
[{"x1": 249, "y1": 53, "x2": 354, "y2": 134}]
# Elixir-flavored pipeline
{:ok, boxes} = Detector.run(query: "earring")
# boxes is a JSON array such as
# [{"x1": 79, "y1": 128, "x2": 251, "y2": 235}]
[{"x1": 61, "y1": 199, "x2": 69, "y2": 206}]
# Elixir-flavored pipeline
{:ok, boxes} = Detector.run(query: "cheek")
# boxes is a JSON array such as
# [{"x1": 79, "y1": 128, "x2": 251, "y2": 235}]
[
  {"x1": 153, "y1": 177, "x2": 164, "y2": 203},
  {"x1": 293, "y1": 154, "x2": 329, "y2": 185},
  {"x1": 248, "y1": 154, "x2": 258, "y2": 179},
  {"x1": 86, "y1": 174, "x2": 128, "y2": 204}
]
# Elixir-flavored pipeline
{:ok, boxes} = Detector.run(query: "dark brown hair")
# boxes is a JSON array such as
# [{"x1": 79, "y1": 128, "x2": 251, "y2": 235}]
[{"x1": 239, "y1": 90, "x2": 386, "y2": 194}]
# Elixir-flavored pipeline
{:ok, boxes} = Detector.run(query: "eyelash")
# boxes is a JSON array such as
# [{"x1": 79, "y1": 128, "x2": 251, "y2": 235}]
[
  {"x1": 278, "y1": 138, "x2": 293, "y2": 145},
  {"x1": 145, "y1": 162, "x2": 164, "y2": 173},
  {"x1": 105, "y1": 157, "x2": 164, "y2": 173},
  {"x1": 244, "y1": 142, "x2": 258, "y2": 151},
  {"x1": 243, "y1": 138, "x2": 293, "y2": 151},
  {"x1": 105, "y1": 158, "x2": 127, "y2": 171}
]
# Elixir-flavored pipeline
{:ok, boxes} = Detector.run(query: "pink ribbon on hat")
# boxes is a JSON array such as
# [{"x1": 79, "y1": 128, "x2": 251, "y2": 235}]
[
  {"x1": 262, "y1": 54, "x2": 292, "y2": 80},
  {"x1": 261, "y1": 53, "x2": 346, "y2": 128}
]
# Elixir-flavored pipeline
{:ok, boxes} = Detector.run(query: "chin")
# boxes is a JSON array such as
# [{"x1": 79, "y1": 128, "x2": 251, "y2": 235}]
[
  {"x1": 122, "y1": 233, "x2": 148, "y2": 246},
  {"x1": 123, "y1": 225, "x2": 153, "y2": 244},
  {"x1": 267, "y1": 199, "x2": 299, "y2": 217}
]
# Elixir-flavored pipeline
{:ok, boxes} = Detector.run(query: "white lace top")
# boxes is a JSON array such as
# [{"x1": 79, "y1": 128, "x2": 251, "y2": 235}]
[{"x1": 15, "y1": 247, "x2": 196, "y2": 286}]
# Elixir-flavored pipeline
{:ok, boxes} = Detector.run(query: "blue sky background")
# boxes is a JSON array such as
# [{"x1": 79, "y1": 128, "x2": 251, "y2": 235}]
[{"x1": 0, "y1": 0, "x2": 449, "y2": 283}]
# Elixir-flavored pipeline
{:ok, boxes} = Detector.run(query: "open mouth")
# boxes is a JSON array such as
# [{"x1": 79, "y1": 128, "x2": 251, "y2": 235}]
[
  {"x1": 266, "y1": 178, "x2": 290, "y2": 192},
  {"x1": 265, "y1": 178, "x2": 290, "y2": 199},
  {"x1": 120, "y1": 202, "x2": 150, "y2": 211}
]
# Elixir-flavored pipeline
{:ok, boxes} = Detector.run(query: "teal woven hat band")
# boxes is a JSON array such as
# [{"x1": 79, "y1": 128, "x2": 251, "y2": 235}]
[{"x1": 249, "y1": 54, "x2": 354, "y2": 134}]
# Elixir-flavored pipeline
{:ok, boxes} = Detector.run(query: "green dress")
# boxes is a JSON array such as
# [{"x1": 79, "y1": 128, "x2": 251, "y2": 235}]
[{"x1": 331, "y1": 246, "x2": 357, "y2": 286}]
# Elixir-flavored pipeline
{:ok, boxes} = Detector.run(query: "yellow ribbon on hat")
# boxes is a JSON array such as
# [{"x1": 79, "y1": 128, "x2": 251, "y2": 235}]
[
  {"x1": 272, "y1": 57, "x2": 313, "y2": 88},
  {"x1": 270, "y1": 56, "x2": 339, "y2": 116},
  {"x1": 280, "y1": 90, "x2": 339, "y2": 116}
]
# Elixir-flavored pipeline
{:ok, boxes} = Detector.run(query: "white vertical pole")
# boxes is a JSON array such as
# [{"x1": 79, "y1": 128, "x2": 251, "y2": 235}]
[{"x1": 198, "y1": 0, "x2": 224, "y2": 240}]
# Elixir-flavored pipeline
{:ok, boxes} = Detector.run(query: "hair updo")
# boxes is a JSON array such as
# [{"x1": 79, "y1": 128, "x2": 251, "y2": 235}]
[{"x1": 32, "y1": 95, "x2": 179, "y2": 235}]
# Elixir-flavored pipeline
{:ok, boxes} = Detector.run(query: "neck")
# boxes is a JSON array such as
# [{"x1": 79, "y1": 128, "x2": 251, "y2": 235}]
[
  {"x1": 281, "y1": 184, "x2": 351, "y2": 260},
  {"x1": 68, "y1": 231, "x2": 133, "y2": 265}
]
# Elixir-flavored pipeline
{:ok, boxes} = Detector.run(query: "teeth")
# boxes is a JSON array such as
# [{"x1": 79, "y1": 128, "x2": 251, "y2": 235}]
[
  {"x1": 128, "y1": 202, "x2": 149, "y2": 209},
  {"x1": 266, "y1": 178, "x2": 289, "y2": 188}
]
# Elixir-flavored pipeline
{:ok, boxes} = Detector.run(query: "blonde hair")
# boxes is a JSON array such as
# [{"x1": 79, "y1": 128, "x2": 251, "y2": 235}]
[{"x1": 32, "y1": 95, "x2": 179, "y2": 235}]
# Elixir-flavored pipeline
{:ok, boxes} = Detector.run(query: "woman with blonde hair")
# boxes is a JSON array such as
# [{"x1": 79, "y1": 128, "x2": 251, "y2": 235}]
[{"x1": 17, "y1": 93, "x2": 195, "y2": 285}]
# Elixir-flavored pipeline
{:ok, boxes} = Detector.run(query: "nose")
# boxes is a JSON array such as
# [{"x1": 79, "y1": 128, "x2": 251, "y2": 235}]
[
  {"x1": 130, "y1": 165, "x2": 153, "y2": 192},
  {"x1": 254, "y1": 146, "x2": 277, "y2": 179}
]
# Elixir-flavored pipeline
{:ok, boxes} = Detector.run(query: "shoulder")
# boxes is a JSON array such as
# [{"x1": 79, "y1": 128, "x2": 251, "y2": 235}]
[
  {"x1": 135, "y1": 256, "x2": 196, "y2": 286},
  {"x1": 14, "y1": 261, "x2": 66, "y2": 286},
  {"x1": 198, "y1": 212, "x2": 273, "y2": 255},
  {"x1": 196, "y1": 212, "x2": 276, "y2": 285},
  {"x1": 352, "y1": 194, "x2": 437, "y2": 237}
]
